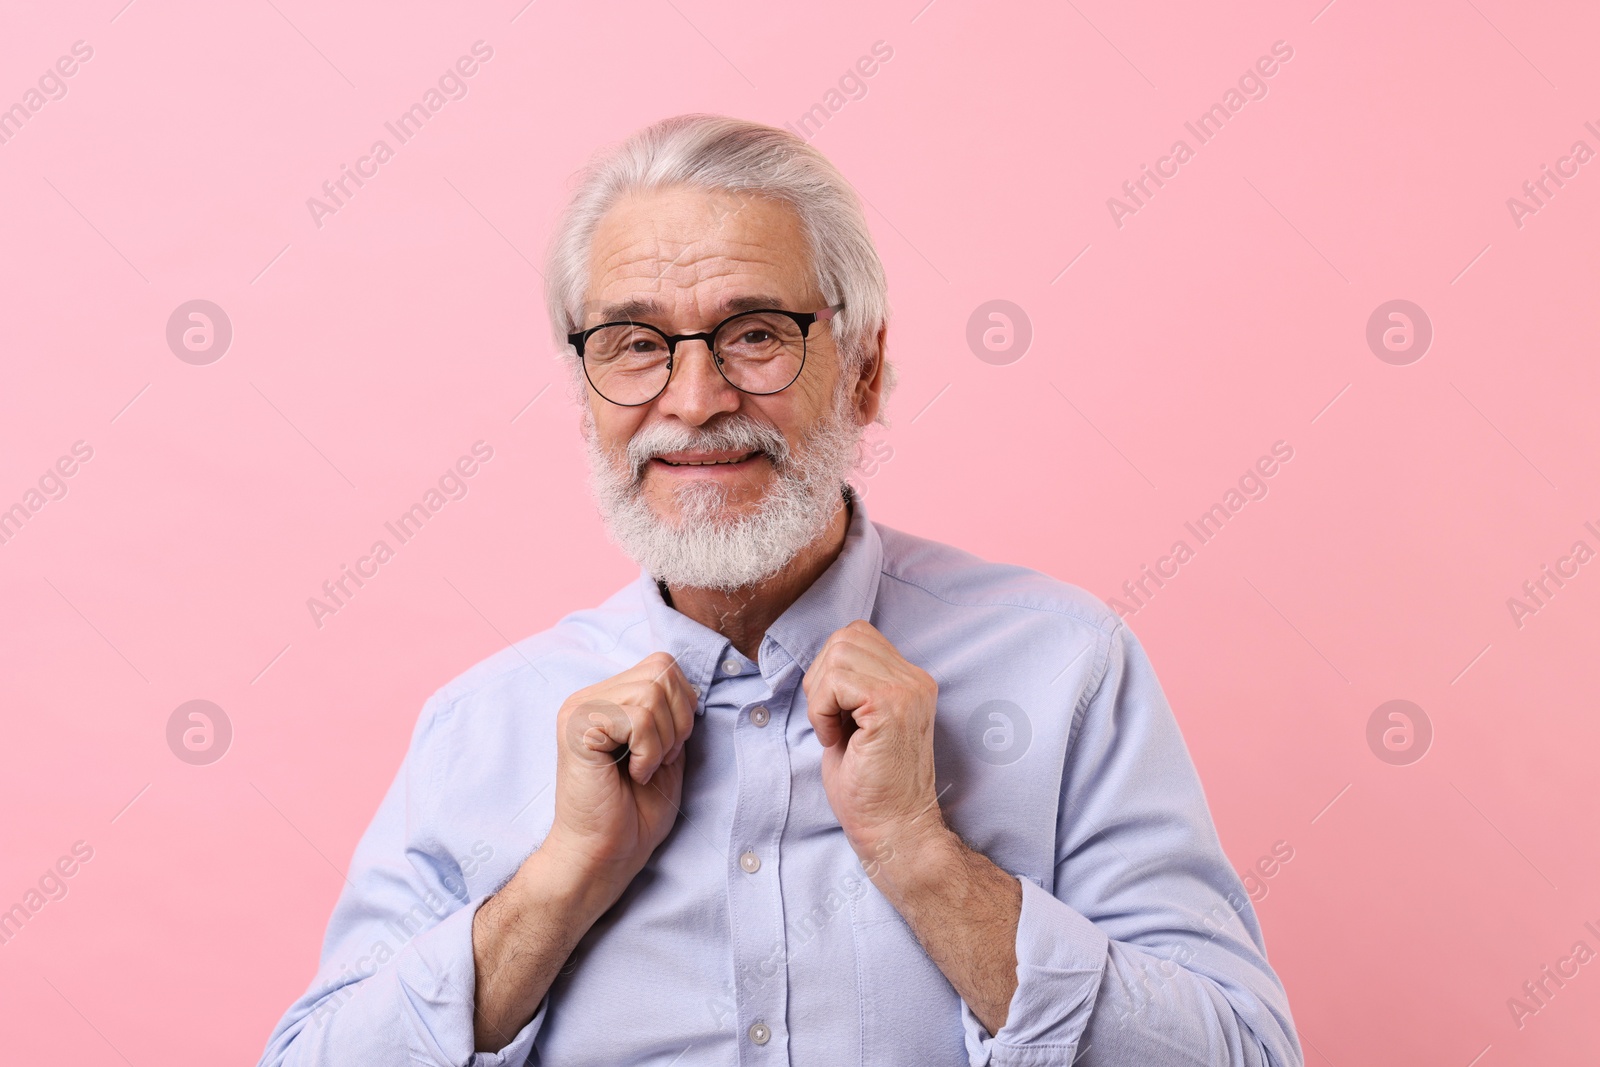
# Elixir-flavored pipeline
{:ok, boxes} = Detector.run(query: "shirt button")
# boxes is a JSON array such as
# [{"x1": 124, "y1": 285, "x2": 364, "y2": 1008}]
[
  {"x1": 748, "y1": 1021, "x2": 771, "y2": 1045},
  {"x1": 739, "y1": 850, "x2": 761, "y2": 874},
  {"x1": 749, "y1": 705, "x2": 770, "y2": 727},
  {"x1": 722, "y1": 657, "x2": 742, "y2": 675}
]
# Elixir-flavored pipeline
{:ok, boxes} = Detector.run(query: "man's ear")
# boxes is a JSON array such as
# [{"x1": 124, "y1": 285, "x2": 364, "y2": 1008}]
[{"x1": 853, "y1": 323, "x2": 889, "y2": 426}]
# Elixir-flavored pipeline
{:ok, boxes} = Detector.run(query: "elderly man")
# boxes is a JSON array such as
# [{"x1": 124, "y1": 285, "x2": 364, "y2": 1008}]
[{"x1": 258, "y1": 114, "x2": 1301, "y2": 1066}]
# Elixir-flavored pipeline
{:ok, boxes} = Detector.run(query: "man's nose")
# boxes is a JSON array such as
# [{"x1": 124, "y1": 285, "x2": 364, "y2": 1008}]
[{"x1": 656, "y1": 341, "x2": 741, "y2": 425}]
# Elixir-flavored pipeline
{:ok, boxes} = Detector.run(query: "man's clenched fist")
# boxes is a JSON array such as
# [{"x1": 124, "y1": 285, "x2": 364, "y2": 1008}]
[
  {"x1": 546, "y1": 651, "x2": 698, "y2": 884},
  {"x1": 804, "y1": 620, "x2": 946, "y2": 872}
]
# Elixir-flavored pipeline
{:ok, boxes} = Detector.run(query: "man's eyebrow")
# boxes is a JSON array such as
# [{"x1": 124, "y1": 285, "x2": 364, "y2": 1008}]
[
  {"x1": 717, "y1": 294, "x2": 790, "y2": 316},
  {"x1": 593, "y1": 298, "x2": 661, "y2": 323},
  {"x1": 589, "y1": 294, "x2": 792, "y2": 326}
]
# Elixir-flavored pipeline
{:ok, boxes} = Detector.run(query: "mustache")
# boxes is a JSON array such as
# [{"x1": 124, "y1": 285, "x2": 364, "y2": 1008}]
[{"x1": 624, "y1": 415, "x2": 791, "y2": 479}]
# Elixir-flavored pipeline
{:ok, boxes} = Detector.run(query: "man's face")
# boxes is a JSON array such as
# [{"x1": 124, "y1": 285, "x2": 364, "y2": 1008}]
[{"x1": 580, "y1": 184, "x2": 874, "y2": 530}]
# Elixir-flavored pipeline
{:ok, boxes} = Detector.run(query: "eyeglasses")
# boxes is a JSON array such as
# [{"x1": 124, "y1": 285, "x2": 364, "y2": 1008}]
[{"x1": 567, "y1": 304, "x2": 843, "y2": 407}]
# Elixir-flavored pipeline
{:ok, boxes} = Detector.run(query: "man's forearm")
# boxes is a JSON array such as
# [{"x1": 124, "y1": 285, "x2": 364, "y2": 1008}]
[
  {"x1": 470, "y1": 847, "x2": 618, "y2": 1052},
  {"x1": 871, "y1": 824, "x2": 1023, "y2": 1035},
  {"x1": 873, "y1": 827, "x2": 1300, "y2": 1064}
]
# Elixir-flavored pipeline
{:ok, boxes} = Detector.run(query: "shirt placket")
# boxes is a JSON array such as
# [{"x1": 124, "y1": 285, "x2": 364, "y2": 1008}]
[{"x1": 724, "y1": 648, "x2": 796, "y2": 1065}]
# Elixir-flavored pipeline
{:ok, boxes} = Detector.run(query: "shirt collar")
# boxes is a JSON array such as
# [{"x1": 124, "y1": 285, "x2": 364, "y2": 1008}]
[{"x1": 639, "y1": 493, "x2": 884, "y2": 713}]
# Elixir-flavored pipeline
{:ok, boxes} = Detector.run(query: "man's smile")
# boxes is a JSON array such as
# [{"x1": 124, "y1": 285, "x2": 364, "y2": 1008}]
[{"x1": 650, "y1": 449, "x2": 767, "y2": 471}]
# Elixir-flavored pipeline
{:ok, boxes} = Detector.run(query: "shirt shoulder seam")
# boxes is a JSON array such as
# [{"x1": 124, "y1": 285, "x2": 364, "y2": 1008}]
[{"x1": 1068, "y1": 620, "x2": 1124, "y2": 746}]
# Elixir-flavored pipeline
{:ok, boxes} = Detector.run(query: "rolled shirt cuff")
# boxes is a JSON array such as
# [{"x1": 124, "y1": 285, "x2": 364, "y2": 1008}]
[
  {"x1": 962, "y1": 876, "x2": 1109, "y2": 1067},
  {"x1": 391, "y1": 894, "x2": 547, "y2": 1066}
]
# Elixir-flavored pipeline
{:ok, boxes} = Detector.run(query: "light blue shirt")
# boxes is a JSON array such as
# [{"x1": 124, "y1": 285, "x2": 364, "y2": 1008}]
[{"x1": 258, "y1": 498, "x2": 1301, "y2": 1066}]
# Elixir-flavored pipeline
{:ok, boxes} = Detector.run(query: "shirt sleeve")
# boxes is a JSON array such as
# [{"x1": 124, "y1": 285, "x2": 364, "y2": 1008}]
[
  {"x1": 960, "y1": 622, "x2": 1304, "y2": 1067},
  {"x1": 255, "y1": 692, "x2": 547, "y2": 1067}
]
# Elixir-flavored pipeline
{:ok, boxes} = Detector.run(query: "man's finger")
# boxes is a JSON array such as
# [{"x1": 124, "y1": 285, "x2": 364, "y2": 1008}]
[
  {"x1": 806, "y1": 662, "x2": 870, "y2": 749},
  {"x1": 652, "y1": 668, "x2": 696, "y2": 763},
  {"x1": 615, "y1": 673, "x2": 680, "y2": 757},
  {"x1": 807, "y1": 676, "x2": 846, "y2": 749},
  {"x1": 621, "y1": 703, "x2": 668, "y2": 783},
  {"x1": 570, "y1": 699, "x2": 633, "y2": 766}
]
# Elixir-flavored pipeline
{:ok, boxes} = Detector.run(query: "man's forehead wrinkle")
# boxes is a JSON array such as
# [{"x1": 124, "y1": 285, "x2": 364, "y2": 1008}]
[
  {"x1": 600, "y1": 242, "x2": 795, "y2": 293},
  {"x1": 594, "y1": 225, "x2": 674, "y2": 275},
  {"x1": 584, "y1": 196, "x2": 818, "y2": 327},
  {"x1": 595, "y1": 202, "x2": 806, "y2": 277}
]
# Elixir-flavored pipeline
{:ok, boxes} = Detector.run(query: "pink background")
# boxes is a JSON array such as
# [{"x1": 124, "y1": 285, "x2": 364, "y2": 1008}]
[{"x1": 2, "y1": 0, "x2": 1597, "y2": 1062}]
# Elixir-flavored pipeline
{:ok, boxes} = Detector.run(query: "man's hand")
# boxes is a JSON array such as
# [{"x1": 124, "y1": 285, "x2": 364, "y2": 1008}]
[
  {"x1": 546, "y1": 651, "x2": 698, "y2": 881},
  {"x1": 471, "y1": 652, "x2": 696, "y2": 1052},
  {"x1": 804, "y1": 620, "x2": 945, "y2": 867},
  {"x1": 805, "y1": 621, "x2": 1022, "y2": 1035}
]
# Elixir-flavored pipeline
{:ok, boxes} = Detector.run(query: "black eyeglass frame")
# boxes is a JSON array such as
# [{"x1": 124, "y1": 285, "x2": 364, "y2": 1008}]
[{"x1": 567, "y1": 303, "x2": 844, "y2": 407}]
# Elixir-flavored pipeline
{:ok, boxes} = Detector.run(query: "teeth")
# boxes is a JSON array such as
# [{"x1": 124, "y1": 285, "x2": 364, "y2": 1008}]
[{"x1": 664, "y1": 453, "x2": 752, "y2": 466}]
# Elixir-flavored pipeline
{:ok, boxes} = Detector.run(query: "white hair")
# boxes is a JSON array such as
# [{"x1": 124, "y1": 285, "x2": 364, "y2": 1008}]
[{"x1": 544, "y1": 113, "x2": 894, "y2": 407}]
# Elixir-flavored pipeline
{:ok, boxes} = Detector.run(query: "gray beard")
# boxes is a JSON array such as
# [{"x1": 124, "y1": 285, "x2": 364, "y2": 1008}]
[{"x1": 583, "y1": 386, "x2": 862, "y2": 592}]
